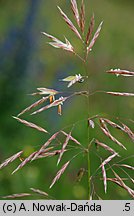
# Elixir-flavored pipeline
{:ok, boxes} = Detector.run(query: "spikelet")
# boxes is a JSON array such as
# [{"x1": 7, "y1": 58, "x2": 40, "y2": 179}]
[
  {"x1": 106, "y1": 92, "x2": 134, "y2": 96},
  {"x1": 71, "y1": 0, "x2": 80, "y2": 27},
  {"x1": 61, "y1": 130, "x2": 81, "y2": 145},
  {"x1": 87, "y1": 21, "x2": 103, "y2": 54},
  {"x1": 95, "y1": 139, "x2": 119, "y2": 156},
  {"x1": 80, "y1": 0, "x2": 85, "y2": 33},
  {"x1": 57, "y1": 131, "x2": 71, "y2": 165},
  {"x1": 100, "y1": 126, "x2": 126, "y2": 150},
  {"x1": 121, "y1": 122, "x2": 134, "y2": 141},
  {"x1": 60, "y1": 74, "x2": 84, "y2": 88},
  {"x1": 17, "y1": 96, "x2": 49, "y2": 117},
  {"x1": 86, "y1": 14, "x2": 95, "y2": 44},
  {"x1": 102, "y1": 164, "x2": 107, "y2": 193},
  {"x1": 2, "y1": 193, "x2": 31, "y2": 199},
  {"x1": 31, "y1": 87, "x2": 58, "y2": 96},
  {"x1": 50, "y1": 161, "x2": 70, "y2": 188},
  {"x1": 0, "y1": 151, "x2": 23, "y2": 170},
  {"x1": 42, "y1": 32, "x2": 74, "y2": 53},
  {"x1": 31, "y1": 131, "x2": 60, "y2": 161},
  {"x1": 99, "y1": 153, "x2": 118, "y2": 168},
  {"x1": 57, "y1": 6, "x2": 82, "y2": 40},
  {"x1": 107, "y1": 69, "x2": 134, "y2": 77},
  {"x1": 31, "y1": 96, "x2": 68, "y2": 115},
  {"x1": 13, "y1": 116, "x2": 48, "y2": 133},
  {"x1": 30, "y1": 188, "x2": 49, "y2": 197}
]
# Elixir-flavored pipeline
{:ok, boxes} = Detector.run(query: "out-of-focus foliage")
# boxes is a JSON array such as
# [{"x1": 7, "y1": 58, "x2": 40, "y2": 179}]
[{"x1": 0, "y1": 0, "x2": 133, "y2": 199}]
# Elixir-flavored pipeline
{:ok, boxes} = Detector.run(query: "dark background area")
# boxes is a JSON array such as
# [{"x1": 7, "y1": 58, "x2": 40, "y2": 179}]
[{"x1": 0, "y1": 0, "x2": 133, "y2": 199}]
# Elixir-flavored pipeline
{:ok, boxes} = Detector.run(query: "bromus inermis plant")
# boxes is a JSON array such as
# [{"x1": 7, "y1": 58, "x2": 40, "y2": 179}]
[{"x1": 0, "y1": 0, "x2": 134, "y2": 200}]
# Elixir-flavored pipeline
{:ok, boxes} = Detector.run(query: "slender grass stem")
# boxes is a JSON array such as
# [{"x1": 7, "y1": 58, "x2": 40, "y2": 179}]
[
  {"x1": 87, "y1": 149, "x2": 91, "y2": 199},
  {"x1": 87, "y1": 89, "x2": 91, "y2": 199},
  {"x1": 83, "y1": 43, "x2": 91, "y2": 199}
]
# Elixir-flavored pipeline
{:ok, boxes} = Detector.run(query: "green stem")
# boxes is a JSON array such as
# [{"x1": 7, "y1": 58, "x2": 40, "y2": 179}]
[
  {"x1": 87, "y1": 149, "x2": 91, "y2": 199},
  {"x1": 83, "y1": 44, "x2": 91, "y2": 200},
  {"x1": 87, "y1": 77, "x2": 91, "y2": 200}
]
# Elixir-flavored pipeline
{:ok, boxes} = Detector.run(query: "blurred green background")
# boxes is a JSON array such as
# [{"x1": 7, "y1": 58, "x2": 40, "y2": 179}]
[{"x1": 0, "y1": 0, "x2": 133, "y2": 200}]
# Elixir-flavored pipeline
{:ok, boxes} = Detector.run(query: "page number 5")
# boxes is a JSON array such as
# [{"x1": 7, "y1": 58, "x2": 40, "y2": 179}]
[{"x1": 124, "y1": 203, "x2": 130, "y2": 211}]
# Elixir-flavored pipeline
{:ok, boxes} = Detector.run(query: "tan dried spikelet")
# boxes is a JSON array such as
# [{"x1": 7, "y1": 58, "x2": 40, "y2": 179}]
[
  {"x1": 0, "y1": 151, "x2": 23, "y2": 170},
  {"x1": 99, "y1": 153, "x2": 118, "y2": 168},
  {"x1": 107, "y1": 69, "x2": 134, "y2": 77},
  {"x1": 57, "y1": 131, "x2": 71, "y2": 165},
  {"x1": 13, "y1": 116, "x2": 48, "y2": 133},
  {"x1": 42, "y1": 32, "x2": 74, "y2": 53},
  {"x1": 80, "y1": 0, "x2": 85, "y2": 33},
  {"x1": 31, "y1": 96, "x2": 68, "y2": 115},
  {"x1": 57, "y1": 6, "x2": 82, "y2": 41},
  {"x1": 87, "y1": 21, "x2": 103, "y2": 54},
  {"x1": 102, "y1": 163, "x2": 107, "y2": 194},
  {"x1": 106, "y1": 92, "x2": 134, "y2": 96},
  {"x1": 71, "y1": 0, "x2": 80, "y2": 27},
  {"x1": 17, "y1": 96, "x2": 49, "y2": 117},
  {"x1": 2, "y1": 193, "x2": 31, "y2": 199},
  {"x1": 86, "y1": 14, "x2": 95, "y2": 44},
  {"x1": 31, "y1": 131, "x2": 60, "y2": 161},
  {"x1": 50, "y1": 161, "x2": 70, "y2": 188}
]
